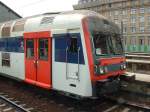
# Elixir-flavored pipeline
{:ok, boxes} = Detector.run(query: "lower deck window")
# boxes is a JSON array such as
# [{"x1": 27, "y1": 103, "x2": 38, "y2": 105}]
[
  {"x1": 39, "y1": 39, "x2": 48, "y2": 60},
  {"x1": 2, "y1": 53, "x2": 10, "y2": 67},
  {"x1": 26, "y1": 39, "x2": 34, "y2": 59}
]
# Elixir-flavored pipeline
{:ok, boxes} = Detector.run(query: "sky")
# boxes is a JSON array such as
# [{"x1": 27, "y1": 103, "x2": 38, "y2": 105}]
[{"x1": 1, "y1": 0, "x2": 79, "y2": 17}]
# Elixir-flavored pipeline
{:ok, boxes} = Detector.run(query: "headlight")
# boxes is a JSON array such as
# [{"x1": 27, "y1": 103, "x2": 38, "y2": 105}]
[
  {"x1": 120, "y1": 65, "x2": 124, "y2": 70},
  {"x1": 104, "y1": 66, "x2": 108, "y2": 73},
  {"x1": 120, "y1": 64, "x2": 126, "y2": 70},
  {"x1": 99, "y1": 67, "x2": 104, "y2": 74},
  {"x1": 94, "y1": 65, "x2": 98, "y2": 73},
  {"x1": 123, "y1": 64, "x2": 126, "y2": 69}
]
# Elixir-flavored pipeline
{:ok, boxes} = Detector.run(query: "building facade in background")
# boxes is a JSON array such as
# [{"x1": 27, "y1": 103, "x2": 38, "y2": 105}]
[
  {"x1": 74, "y1": 0, "x2": 150, "y2": 53},
  {"x1": 0, "y1": 1, "x2": 21, "y2": 23}
]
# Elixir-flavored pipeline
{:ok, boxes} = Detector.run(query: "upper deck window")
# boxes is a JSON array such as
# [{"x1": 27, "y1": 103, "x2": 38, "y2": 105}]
[
  {"x1": 12, "y1": 19, "x2": 26, "y2": 32},
  {"x1": 0, "y1": 24, "x2": 3, "y2": 36},
  {"x1": 2, "y1": 22, "x2": 13, "y2": 37}
]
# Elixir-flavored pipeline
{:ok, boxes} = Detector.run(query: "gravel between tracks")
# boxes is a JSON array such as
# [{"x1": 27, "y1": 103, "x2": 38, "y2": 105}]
[
  {"x1": 0, "y1": 76, "x2": 108, "y2": 112},
  {"x1": 0, "y1": 76, "x2": 149, "y2": 112}
]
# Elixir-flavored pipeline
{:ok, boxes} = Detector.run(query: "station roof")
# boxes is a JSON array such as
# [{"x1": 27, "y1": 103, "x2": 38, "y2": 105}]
[{"x1": 0, "y1": 1, "x2": 22, "y2": 18}]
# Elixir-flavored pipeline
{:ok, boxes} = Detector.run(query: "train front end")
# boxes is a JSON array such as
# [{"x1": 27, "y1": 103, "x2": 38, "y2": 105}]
[{"x1": 82, "y1": 15, "x2": 126, "y2": 97}]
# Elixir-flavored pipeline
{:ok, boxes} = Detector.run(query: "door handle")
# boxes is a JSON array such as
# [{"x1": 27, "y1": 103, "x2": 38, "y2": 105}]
[
  {"x1": 36, "y1": 61, "x2": 39, "y2": 68},
  {"x1": 37, "y1": 61, "x2": 38, "y2": 67},
  {"x1": 33, "y1": 60, "x2": 37, "y2": 68},
  {"x1": 33, "y1": 60, "x2": 36, "y2": 67}
]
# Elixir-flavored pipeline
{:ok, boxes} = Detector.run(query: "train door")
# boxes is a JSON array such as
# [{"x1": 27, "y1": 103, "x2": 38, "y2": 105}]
[
  {"x1": 66, "y1": 30, "x2": 80, "y2": 80},
  {"x1": 24, "y1": 31, "x2": 52, "y2": 89},
  {"x1": 52, "y1": 29, "x2": 85, "y2": 92}
]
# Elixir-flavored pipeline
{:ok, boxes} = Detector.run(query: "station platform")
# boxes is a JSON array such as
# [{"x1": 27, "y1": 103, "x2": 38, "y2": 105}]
[
  {"x1": 126, "y1": 59, "x2": 150, "y2": 64},
  {"x1": 122, "y1": 72, "x2": 150, "y2": 97},
  {"x1": 126, "y1": 72, "x2": 150, "y2": 83}
]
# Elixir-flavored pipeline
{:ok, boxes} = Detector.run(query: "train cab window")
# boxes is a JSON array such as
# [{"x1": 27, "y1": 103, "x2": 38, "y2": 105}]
[
  {"x1": 110, "y1": 34, "x2": 123, "y2": 55},
  {"x1": 39, "y1": 39, "x2": 48, "y2": 60},
  {"x1": 68, "y1": 38, "x2": 78, "y2": 53},
  {"x1": 93, "y1": 34, "x2": 108, "y2": 55},
  {"x1": 26, "y1": 39, "x2": 34, "y2": 59},
  {"x1": 2, "y1": 53, "x2": 10, "y2": 67},
  {"x1": 87, "y1": 17, "x2": 109, "y2": 55}
]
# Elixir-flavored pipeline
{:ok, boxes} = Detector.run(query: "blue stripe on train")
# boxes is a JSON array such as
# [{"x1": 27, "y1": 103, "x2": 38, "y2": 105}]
[
  {"x1": 54, "y1": 33, "x2": 85, "y2": 64},
  {"x1": 0, "y1": 34, "x2": 85, "y2": 65},
  {"x1": 0, "y1": 37, "x2": 24, "y2": 53}
]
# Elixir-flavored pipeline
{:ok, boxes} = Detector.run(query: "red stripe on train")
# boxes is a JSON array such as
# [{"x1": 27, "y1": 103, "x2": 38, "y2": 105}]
[
  {"x1": 99, "y1": 57, "x2": 126, "y2": 66},
  {"x1": 94, "y1": 70, "x2": 125, "y2": 81},
  {"x1": 82, "y1": 18, "x2": 95, "y2": 81}
]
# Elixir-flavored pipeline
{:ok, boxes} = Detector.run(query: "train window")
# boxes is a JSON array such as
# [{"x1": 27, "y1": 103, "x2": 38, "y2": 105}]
[
  {"x1": 1, "y1": 53, "x2": 10, "y2": 67},
  {"x1": 68, "y1": 38, "x2": 78, "y2": 53},
  {"x1": 110, "y1": 34, "x2": 123, "y2": 55},
  {"x1": 2, "y1": 22, "x2": 13, "y2": 37},
  {"x1": 26, "y1": 39, "x2": 34, "y2": 59},
  {"x1": 93, "y1": 34, "x2": 108, "y2": 55},
  {"x1": 0, "y1": 24, "x2": 3, "y2": 36},
  {"x1": 12, "y1": 19, "x2": 26, "y2": 32},
  {"x1": 39, "y1": 39, "x2": 48, "y2": 60}
]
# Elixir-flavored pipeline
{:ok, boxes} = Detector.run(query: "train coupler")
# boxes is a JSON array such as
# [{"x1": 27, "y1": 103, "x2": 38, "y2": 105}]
[{"x1": 95, "y1": 79, "x2": 120, "y2": 96}]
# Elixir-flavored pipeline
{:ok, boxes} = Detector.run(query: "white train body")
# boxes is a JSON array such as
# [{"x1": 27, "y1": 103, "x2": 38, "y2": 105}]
[{"x1": 0, "y1": 10, "x2": 126, "y2": 98}]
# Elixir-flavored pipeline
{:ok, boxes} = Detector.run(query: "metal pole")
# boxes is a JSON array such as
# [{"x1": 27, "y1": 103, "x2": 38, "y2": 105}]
[
  {"x1": 121, "y1": 21, "x2": 125, "y2": 53},
  {"x1": 121, "y1": 21, "x2": 123, "y2": 40}
]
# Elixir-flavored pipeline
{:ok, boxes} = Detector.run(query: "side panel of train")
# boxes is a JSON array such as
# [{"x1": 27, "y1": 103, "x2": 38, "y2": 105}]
[{"x1": 0, "y1": 14, "x2": 93, "y2": 97}]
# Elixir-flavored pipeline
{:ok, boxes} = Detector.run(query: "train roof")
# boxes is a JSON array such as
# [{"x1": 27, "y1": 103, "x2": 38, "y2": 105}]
[
  {"x1": 0, "y1": 10, "x2": 120, "y2": 37},
  {"x1": 0, "y1": 10, "x2": 107, "y2": 24}
]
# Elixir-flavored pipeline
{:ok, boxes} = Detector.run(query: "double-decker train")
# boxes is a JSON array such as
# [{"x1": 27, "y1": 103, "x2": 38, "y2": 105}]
[{"x1": 0, "y1": 10, "x2": 126, "y2": 98}]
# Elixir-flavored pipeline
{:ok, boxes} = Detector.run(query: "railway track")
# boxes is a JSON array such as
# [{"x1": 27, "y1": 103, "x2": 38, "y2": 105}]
[
  {"x1": 101, "y1": 103, "x2": 148, "y2": 112},
  {"x1": 98, "y1": 75, "x2": 150, "y2": 112},
  {"x1": 0, "y1": 93, "x2": 34, "y2": 112},
  {"x1": 99, "y1": 91, "x2": 150, "y2": 112},
  {"x1": 103, "y1": 96, "x2": 150, "y2": 112},
  {"x1": 100, "y1": 83, "x2": 150, "y2": 111},
  {"x1": 0, "y1": 76, "x2": 149, "y2": 112}
]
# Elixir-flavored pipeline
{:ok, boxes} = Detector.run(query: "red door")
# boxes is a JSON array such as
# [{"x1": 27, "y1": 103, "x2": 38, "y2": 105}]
[{"x1": 24, "y1": 31, "x2": 52, "y2": 89}]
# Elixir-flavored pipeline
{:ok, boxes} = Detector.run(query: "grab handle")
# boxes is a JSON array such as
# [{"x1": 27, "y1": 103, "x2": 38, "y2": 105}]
[{"x1": 65, "y1": 47, "x2": 68, "y2": 79}]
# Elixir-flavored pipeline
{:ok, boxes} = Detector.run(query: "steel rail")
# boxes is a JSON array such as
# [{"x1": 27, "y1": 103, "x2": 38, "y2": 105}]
[
  {"x1": 0, "y1": 95, "x2": 31, "y2": 112},
  {"x1": 104, "y1": 96, "x2": 150, "y2": 111},
  {"x1": 124, "y1": 100, "x2": 150, "y2": 111}
]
